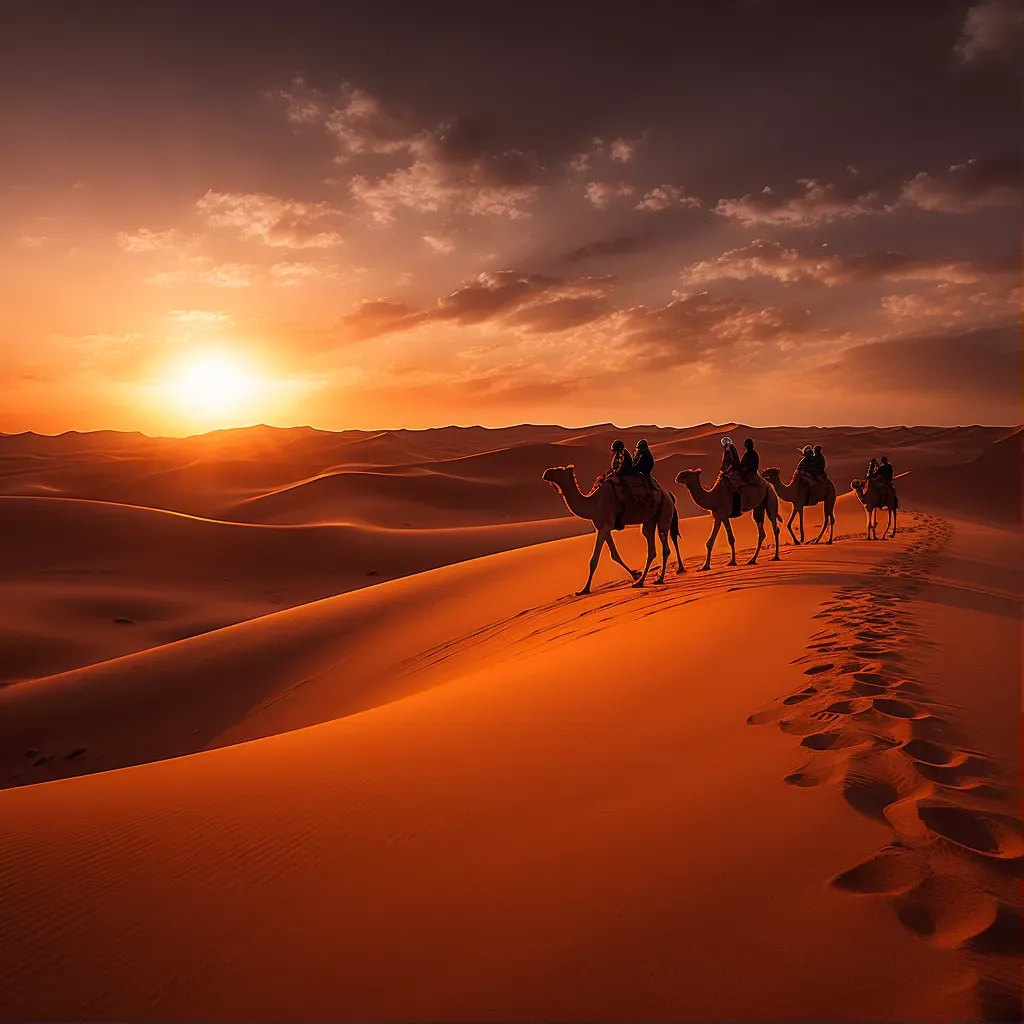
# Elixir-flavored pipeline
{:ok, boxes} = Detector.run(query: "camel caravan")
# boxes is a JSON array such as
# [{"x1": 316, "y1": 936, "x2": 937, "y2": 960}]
[{"x1": 543, "y1": 436, "x2": 900, "y2": 595}]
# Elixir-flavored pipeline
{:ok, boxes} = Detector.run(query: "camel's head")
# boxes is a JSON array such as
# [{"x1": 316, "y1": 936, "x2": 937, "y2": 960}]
[
  {"x1": 850, "y1": 479, "x2": 867, "y2": 501},
  {"x1": 542, "y1": 464, "x2": 575, "y2": 489},
  {"x1": 674, "y1": 468, "x2": 702, "y2": 485},
  {"x1": 761, "y1": 466, "x2": 781, "y2": 480}
]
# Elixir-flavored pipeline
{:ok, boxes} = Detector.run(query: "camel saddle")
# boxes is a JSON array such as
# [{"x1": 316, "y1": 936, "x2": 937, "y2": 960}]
[
  {"x1": 795, "y1": 471, "x2": 830, "y2": 505},
  {"x1": 722, "y1": 472, "x2": 767, "y2": 517},
  {"x1": 609, "y1": 473, "x2": 661, "y2": 508}
]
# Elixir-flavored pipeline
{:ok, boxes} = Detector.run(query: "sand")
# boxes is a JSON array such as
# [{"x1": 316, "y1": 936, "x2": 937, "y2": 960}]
[{"x1": 0, "y1": 423, "x2": 1019, "y2": 1020}]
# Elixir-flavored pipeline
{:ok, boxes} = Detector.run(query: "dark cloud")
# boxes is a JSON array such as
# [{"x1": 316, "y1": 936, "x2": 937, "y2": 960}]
[
  {"x1": 900, "y1": 155, "x2": 1022, "y2": 212},
  {"x1": 566, "y1": 236, "x2": 645, "y2": 263},
  {"x1": 502, "y1": 296, "x2": 611, "y2": 333},
  {"x1": 715, "y1": 169, "x2": 888, "y2": 227},
  {"x1": 610, "y1": 291, "x2": 812, "y2": 371},
  {"x1": 813, "y1": 321, "x2": 1019, "y2": 398},
  {"x1": 682, "y1": 239, "x2": 1016, "y2": 287},
  {"x1": 338, "y1": 300, "x2": 426, "y2": 340},
  {"x1": 955, "y1": 0, "x2": 1024, "y2": 65}
]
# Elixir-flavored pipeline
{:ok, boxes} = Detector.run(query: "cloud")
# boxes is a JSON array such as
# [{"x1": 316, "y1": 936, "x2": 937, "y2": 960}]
[
  {"x1": 268, "y1": 261, "x2": 340, "y2": 285},
  {"x1": 195, "y1": 191, "x2": 343, "y2": 247},
  {"x1": 338, "y1": 300, "x2": 427, "y2": 341},
  {"x1": 116, "y1": 228, "x2": 187, "y2": 253},
  {"x1": 501, "y1": 295, "x2": 612, "y2": 333},
  {"x1": 881, "y1": 280, "x2": 1020, "y2": 322},
  {"x1": 275, "y1": 82, "x2": 543, "y2": 224},
  {"x1": 165, "y1": 310, "x2": 234, "y2": 325},
  {"x1": 196, "y1": 262, "x2": 257, "y2": 288},
  {"x1": 715, "y1": 169, "x2": 887, "y2": 226},
  {"x1": 812, "y1": 322, "x2": 1019, "y2": 399},
  {"x1": 635, "y1": 185, "x2": 701, "y2": 212},
  {"x1": 570, "y1": 136, "x2": 642, "y2": 173},
  {"x1": 566, "y1": 235, "x2": 645, "y2": 262},
  {"x1": 423, "y1": 234, "x2": 455, "y2": 254},
  {"x1": 900, "y1": 155, "x2": 1022, "y2": 212},
  {"x1": 610, "y1": 138, "x2": 639, "y2": 163},
  {"x1": 955, "y1": 0, "x2": 1024, "y2": 64},
  {"x1": 348, "y1": 127, "x2": 541, "y2": 223},
  {"x1": 272, "y1": 78, "x2": 418, "y2": 157},
  {"x1": 432, "y1": 271, "x2": 610, "y2": 325},
  {"x1": 336, "y1": 271, "x2": 615, "y2": 341},
  {"x1": 17, "y1": 235, "x2": 49, "y2": 248},
  {"x1": 584, "y1": 181, "x2": 636, "y2": 208},
  {"x1": 605, "y1": 291, "x2": 812, "y2": 371},
  {"x1": 681, "y1": 239, "x2": 1011, "y2": 287}
]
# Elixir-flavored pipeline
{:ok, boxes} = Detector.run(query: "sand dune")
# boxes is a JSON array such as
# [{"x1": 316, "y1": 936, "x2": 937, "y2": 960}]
[
  {"x1": 0, "y1": 495, "x2": 589, "y2": 682},
  {"x1": 0, "y1": 422, "x2": 1019, "y2": 1020},
  {"x1": 897, "y1": 427, "x2": 1022, "y2": 526}
]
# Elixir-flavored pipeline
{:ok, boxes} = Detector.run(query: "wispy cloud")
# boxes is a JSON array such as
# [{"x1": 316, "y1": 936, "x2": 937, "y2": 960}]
[{"x1": 195, "y1": 191, "x2": 343, "y2": 247}]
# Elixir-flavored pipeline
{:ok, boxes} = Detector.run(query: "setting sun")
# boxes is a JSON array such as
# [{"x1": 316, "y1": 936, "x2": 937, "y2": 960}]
[{"x1": 166, "y1": 352, "x2": 261, "y2": 424}]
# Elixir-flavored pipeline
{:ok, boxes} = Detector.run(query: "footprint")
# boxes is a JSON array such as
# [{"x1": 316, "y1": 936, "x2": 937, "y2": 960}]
[
  {"x1": 893, "y1": 875, "x2": 999, "y2": 948},
  {"x1": 831, "y1": 847, "x2": 927, "y2": 895},
  {"x1": 803, "y1": 663, "x2": 835, "y2": 675},
  {"x1": 853, "y1": 671, "x2": 891, "y2": 687},
  {"x1": 873, "y1": 698, "x2": 929, "y2": 720},
  {"x1": 916, "y1": 802, "x2": 1024, "y2": 859},
  {"x1": 967, "y1": 903, "x2": 1024, "y2": 956},
  {"x1": 824, "y1": 697, "x2": 874, "y2": 715},
  {"x1": 800, "y1": 730, "x2": 866, "y2": 751},
  {"x1": 901, "y1": 739, "x2": 967, "y2": 767},
  {"x1": 782, "y1": 689, "x2": 817, "y2": 705}
]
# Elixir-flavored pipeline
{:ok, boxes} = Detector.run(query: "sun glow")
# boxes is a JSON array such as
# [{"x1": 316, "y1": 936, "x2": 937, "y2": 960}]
[{"x1": 165, "y1": 351, "x2": 262, "y2": 425}]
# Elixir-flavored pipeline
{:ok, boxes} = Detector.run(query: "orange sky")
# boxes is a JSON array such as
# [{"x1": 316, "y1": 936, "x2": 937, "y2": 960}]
[{"x1": 1, "y1": 3, "x2": 1020, "y2": 435}]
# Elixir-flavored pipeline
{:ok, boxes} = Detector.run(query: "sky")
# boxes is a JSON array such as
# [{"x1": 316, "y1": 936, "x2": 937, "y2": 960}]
[{"x1": 1, "y1": 0, "x2": 1021, "y2": 434}]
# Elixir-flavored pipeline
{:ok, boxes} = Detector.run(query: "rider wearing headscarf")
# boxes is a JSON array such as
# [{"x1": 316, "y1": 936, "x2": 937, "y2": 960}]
[
  {"x1": 633, "y1": 438, "x2": 654, "y2": 479},
  {"x1": 720, "y1": 436, "x2": 741, "y2": 475},
  {"x1": 610, "y1": 438, "x2": 633, "y2": 477}
]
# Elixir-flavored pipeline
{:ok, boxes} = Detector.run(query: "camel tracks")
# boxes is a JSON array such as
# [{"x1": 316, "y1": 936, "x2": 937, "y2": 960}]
[{"x1": 747, "y1": 511, "x2": 1023, "y2": 1020}]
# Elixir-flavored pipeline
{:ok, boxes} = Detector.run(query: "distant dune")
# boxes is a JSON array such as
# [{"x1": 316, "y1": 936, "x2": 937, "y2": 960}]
[{"x1": 0, "y1": 422, "x2": 1019, "y2": 1021}]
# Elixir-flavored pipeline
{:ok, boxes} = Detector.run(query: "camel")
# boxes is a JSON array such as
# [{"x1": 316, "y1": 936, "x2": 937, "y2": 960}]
[
  {"x1": 674, "y1": 469, "x2": 781, "y2": 570},
  {"x1": 542, "y1": 465, "x2": 684, "y2": 595},
  {"x1": 760, "y1": 467, "x2": 836, "y2": 545},
  {"x1": 851, "y1": 478, "x2": 898, "y2": 540}
]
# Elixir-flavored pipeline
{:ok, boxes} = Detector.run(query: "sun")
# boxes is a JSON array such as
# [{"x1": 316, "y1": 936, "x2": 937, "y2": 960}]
[{"x1": 166, "y1": 351, "x2": 261, "y2": 424}]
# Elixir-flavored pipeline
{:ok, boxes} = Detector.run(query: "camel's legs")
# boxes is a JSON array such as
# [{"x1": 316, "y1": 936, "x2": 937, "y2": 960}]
[
  {"x1": 888, "y1": 506, "x2": 898, "y2": 539},
  {"x1": 634, "y1": 523, "x2": 658, "y2": 587},
  {"x1": 824, "y1": 500, "x2": 835, "y2": 544},
  {"x1": 723, "y1": 518, "x2": 738, "y2": 566},
  {"x1": 798, "y1": 506, "x2": 806, "y2": 544},
  {"x1": 785, "y1": 505, "x2": 801, "y2": 545},
  {"x1": 748, "y1": 509, "x2": 766, "y2": 564},
  {"x1": 672, "y1": 529, "x2": 685, "y2": 573},
  {"x1": 652, "y1": 529, "x2": 670, "y2": 584},
  {"x1": 770, "y1": 511, "x2": 781, "y2": 560},
  {"x1": 700, "y1": 517, "x2": 723, "y2": 570},
  {"x1": 605, "y1": 534, "x2": 641, "y2": 582},
  {"x1": 810, "y1": 500, "x2": 831, "y2": 545}
]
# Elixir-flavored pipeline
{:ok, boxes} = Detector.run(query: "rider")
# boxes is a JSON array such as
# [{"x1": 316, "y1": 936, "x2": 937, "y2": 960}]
[
  {"x1": 633, "y1": 439, "x2": 655, "y2": 491},
  {"x1": 812, "y1": 444, "x2": 826, "y2": 476},
  {"x1": 610, "y1": 438, "x2": 633, "y2": 477},
  {"x1": 878, "y1": 456, "x2": 894, "y2": 485},
  {"x1": 739, "y1": 437, "x2": 759, "y2": 481},
  {"x1": 866, "y1": 457, "x2": 880, "y2": 480},
  {"x1": 721, "y1": 436, "x2": 741, "y2": 476},
  {"x1": 797, "y1": 445, "x2": 816, "y2": 477}
]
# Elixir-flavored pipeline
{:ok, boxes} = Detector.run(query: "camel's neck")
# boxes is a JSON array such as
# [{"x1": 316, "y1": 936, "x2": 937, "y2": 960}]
[
  {"x1": 853, "y1": 482, "x2": 868, "y2": 507},
  {"x1": 769, "y1": 474, "x2": 800, "y2": 502},
  {"x1": 683, "y1": 478, "x2": 716, "y2": 510},
  {"x1": 555, "y1": 476, "x2": 597, "y2": 519}
]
